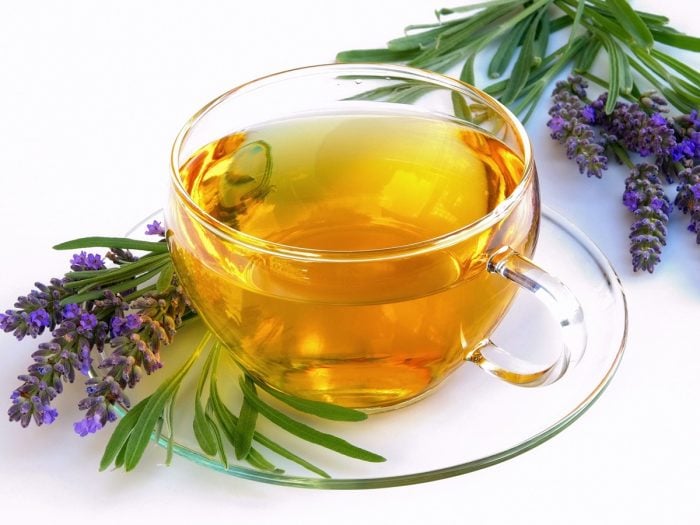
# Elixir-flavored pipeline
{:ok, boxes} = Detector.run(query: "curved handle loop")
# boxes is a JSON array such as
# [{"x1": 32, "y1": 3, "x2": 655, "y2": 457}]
[{"x1": 468, "y1": 247, "x2": 587, "y2": 387}]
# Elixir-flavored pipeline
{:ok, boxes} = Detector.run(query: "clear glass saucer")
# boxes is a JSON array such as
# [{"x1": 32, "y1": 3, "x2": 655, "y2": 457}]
[{"x1": 128, "y1": 206, "x2": 627, "y2": 489}]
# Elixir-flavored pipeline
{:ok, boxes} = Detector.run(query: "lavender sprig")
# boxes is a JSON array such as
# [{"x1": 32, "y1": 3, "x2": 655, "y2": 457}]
[
  {"x1": 8, "y1": 305, "x2": 108, "y2": 427},
  {"x1": 590, "y1": 94, "x2": 677, "y2": 159},
  {"x1": 547, "y1": 76, "x2": 699, "y2": 272},
  {"x1": 675, "y1": 166, "x2": 700, "y2": 243},
  {"x1": 74, "y1": 286, "x2": 189, "y2": 435},
  {"x1": 0, "y1": 279, "x2": 68, "y2": 340},
  {"x1": 6, "y1": 225, "x2": 184, "y2": 433},
  {"x1": 623, "y1": 164, "x2": 673, "y2": 273},
  {"x1": 547, "y1": 78, "x2": 608, "y2": 178}
]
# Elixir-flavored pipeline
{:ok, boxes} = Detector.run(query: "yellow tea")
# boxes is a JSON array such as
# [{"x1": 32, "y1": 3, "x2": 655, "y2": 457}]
[{"x1": 168, "y1": 111, "x2": 534, "y2": 408}]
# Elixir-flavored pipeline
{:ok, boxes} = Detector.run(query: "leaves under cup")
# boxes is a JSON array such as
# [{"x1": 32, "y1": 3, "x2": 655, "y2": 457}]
[
  {"x1": 233, "y1": 376, "x2": 258, "y2": 460},
  {"x1": 238, "y1": 377, "x2": 386, "y2": 463},
  {"x1": 100, "y1": 332, "x2": 383, "y2": 477}
]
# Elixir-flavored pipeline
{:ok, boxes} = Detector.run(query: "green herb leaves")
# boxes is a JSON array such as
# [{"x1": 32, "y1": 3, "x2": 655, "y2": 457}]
[
  {"x1": 54, "y1": 237, "x2": 168, "y2": 253},
  {"x1": 100, "y1": 333, "x2": 211, "y2": 471},
  {"x1": 54, "y1": 236, "x2": 173, "y2": 305},
  {"x1": 336, "y1": 0, "x2": 700, "y2": 119},
  {"x1": 101, "y1": 335, "x2": 383, "y2": 477}
]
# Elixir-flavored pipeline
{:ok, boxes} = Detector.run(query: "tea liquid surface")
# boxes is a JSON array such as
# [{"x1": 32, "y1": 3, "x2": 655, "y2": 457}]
[{"x1": 174, "y1": 112, "x2": 527, "y2": 407}]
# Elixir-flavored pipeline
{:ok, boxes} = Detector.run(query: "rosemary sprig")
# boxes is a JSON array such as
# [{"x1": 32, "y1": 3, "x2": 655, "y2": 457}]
[{"x1": 336, "y1": 0, "x2": 700, "y2": 120}]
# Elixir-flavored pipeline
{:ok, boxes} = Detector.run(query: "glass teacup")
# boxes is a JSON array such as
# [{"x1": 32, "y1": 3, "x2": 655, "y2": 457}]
[{"x1": 166, "y1": 64, "x2": 586, "y2": 410}]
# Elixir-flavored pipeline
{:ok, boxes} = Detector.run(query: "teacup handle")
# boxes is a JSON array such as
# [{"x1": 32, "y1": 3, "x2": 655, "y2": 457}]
[{"x1": 468, "y1": 246, "x2": 587, "y2": 387}]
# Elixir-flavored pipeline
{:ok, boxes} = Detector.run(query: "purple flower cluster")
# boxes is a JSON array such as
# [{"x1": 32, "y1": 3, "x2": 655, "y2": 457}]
[
  {"x1": 623, "y1": 164, "x2": 672, "y2": 273},
  {"x1": 70, "y1": 251, "x2": 106, "y2": 272},
  {"x1": 145, "y1": 220, "x2": 166, "y2": 236},
  {"x1": 8, "y1": 303, "x2": 108, "y2": 427},
  {"x1": 0, "y1": 279, "x2": 67, "y2": 340},
  {"x1": 547, "y1": 78, "x2": 608, "y2": 178},
  {"x1": 72, "y1": 287, "x2": 187, "y2": 435},
  {"x1": 4, "y1": 236, "x2": 190, "y2": 435},
  {"x1": 548, "y1": 77, "x2": 700, "y2": 272},
  {"x1": 675, "y1": 166, "x2": 700, "y2": 243},
  {"x1": 588, "y1": 93, "x2": 676, "y2": 158},
  {"x1": 74, "y1": 376, "x2": 126, "y2": 436}
]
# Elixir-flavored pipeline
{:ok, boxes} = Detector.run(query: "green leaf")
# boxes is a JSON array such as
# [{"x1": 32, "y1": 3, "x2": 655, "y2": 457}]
[
  {"x1": 335, "y1": 48, "x2": 419, "y2": 63},
  {"x1": 548, "y1": 14, "x2": 573, "y2": 34},
  {"x1": 60, "y1": 262, "x2": 169, "y2": 305},
  {"x1": 114, "y1": 440, "x2": 128, "y2": 469},
  {"x1": 193, "y1": 344, "x2": 218, "y2": 456},
  {"x1": 246, "y1": 448, "x2": 283, "y2": 473},
  {"x1": 487, "y1": 17, "x2": 531, "y2": 78},
  {"x1": 501, "y1": 9, "x2": 543, "y2": 104},
  {"x1": 122, "y1": 333, "x2": 210, "y2": 471},
  {"x1": 618, "y1": 47, "x2": 633, "y2": 95},
  {"x1": 596, "y1": 32, "x2": 622, "y2": 113},
  {"x1": 532, "y1": 8, "x2": 551, "y2": 65},
  {"x1": 451, "y1": 92, "x2": 473, "y2": 122},
  {"x1": 164, "y1": 394, "x2": 177, "y2": 466},
  {"x1": 206, "y1": 400, "x2": 228, "y2": 469},
  {"x1": 409, "y1": 6, "x2": 512, "y2": 70},
  {"x1": 239, "y1": 377, "x2": 385, "y2": 463},
  {"x1": 209, "y1": 378, "x2": 329, "y2": 478},
  {"x1": 565, "y1": 0, "x2": 586, "y2": 53},
  {"x1": 650, "y1": 27, "x2": 700, "y2": 51},
  {"x1": 99, "y1": 396, "x2": 150, "y2": 471},
  {"x1": 574, "y1": 37, "x2": 602, "y2": 73},
  {"x1": 123, "y1": 384, "x2": 177, "y2": 471},
  {"x1": 436, "y1": 0, "x2": 522, "y2": 16},
  {"x1": 459, "y1": 53, "x2": 476, "y2": 85},
  {"x1": 156, "y1": 264, "x2": 175, "y2": 293},
  {"x1": 254, "y1": 380, "x2": 367, "y2": 422},
  {"x1": 234, "y1": 376, "x2": 258, "y2": 460},
  {"x1": 606, "y1": 0, "x2": 654, "y2": 50},
  {"x1": 344, "y1": 81, "x2": 436, "y2": 104},
  {"x1": 53, "y1": 237, "x2": 168, "y2": 253},
  {"x1": 386, "y1": 18, "x2": 467, "y2": 51},
  {"x1": 650, "y1": 48, "x2": 700, "y2": 86},
  {"x1": 63, "y1": 253, "x2": 170, "y2": 288},
  {"x1": 193, "y1": 401, "x2": 218, "y2": 456}
]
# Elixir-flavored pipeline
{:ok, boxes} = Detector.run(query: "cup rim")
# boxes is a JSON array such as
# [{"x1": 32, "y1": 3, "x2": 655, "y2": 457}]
[{"x1": 169, "y1": 63, "x2": 534, "y2": 262}]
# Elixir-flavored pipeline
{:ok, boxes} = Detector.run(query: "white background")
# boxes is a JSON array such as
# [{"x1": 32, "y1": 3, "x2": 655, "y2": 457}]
[{"x1": 0, "y1": 1, "x2": 698, "y2": 523}]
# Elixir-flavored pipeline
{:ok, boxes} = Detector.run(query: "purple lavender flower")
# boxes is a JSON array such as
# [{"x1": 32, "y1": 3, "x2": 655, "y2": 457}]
[
  {"x1": 596, "y1": 98, "x2": 676, "y2": 158},
  {"x1": 624, "y1": 164, "x2": 672, "y2": 273},
  {"x1": 73, "y1": 416, "x2": 103, "y2": 437},
  {"x1": 670, "y1": 138, "x2": 697, "y2": 162},
  {"x1": 74, "y1": 376, "x2": 127, "y2": 435},
  {"x1": 581, "y1": 105, "x2": 596, "y2": 124},
  {"x1": 547, "y1": 77, "x2": 608, "y2": 178},
  {"x1": 62, "y1": 303, "x2": 81, "y2": 319},
  {"x1": 0, "y1": 279, "x2": 67, "y2": 340},
  {"x1": 145, "y1": 220, "x2": 166, "y2": 236},
  {"x1": 74, "y1": 287, "x2": 188, "y2": 433},
  {"x1": 651, "y1": 107, "x2": 700, "y2": 182},
  {"x1": 670, "y1": 111, "x2": 700, "y2": 163},
  {"x1": 43, "y1": 405, "x2": 58, "y2": 424},
  {"x1": 7, "y1": 311, "x2": 108, "y2": 427},
  {"x1": 78, "y1": 313, "x2": 98, "y2": 332},
  {"x1": 28, "y1": 308, "x2": 50, "y2": 329},
  {"x1": 70, "y1": 251, "x2": 106, "y2": 272},
  {"x1": 8, "y1": 378, "x2": 61, "y2": 428},
  {"x1": 110, "y1": 314, "x2": 143, "y2": 337},
  {"x1": 675, "y1": 166, "x2": 700, "y2": 243}
]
